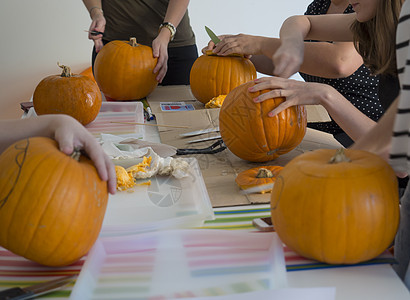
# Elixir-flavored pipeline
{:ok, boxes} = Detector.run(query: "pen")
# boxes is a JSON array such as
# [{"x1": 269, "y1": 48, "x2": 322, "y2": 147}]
[{"x1": 141, "y1": 99, "x2": 154, "y2": 121}]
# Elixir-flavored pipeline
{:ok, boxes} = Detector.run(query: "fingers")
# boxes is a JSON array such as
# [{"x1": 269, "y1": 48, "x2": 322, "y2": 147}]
[
  {"x1": 202, "y1": 40, "x2": 216, "y2": 54},
  {"x1": 267, "y1": 102, "x2": 292, "y2": 117},
  {"x1": 53, "y1": 116, "x2": 116, "y2": 195},
  {"x1": 153, "y1": 52, "x2": 168, "y2": 83},
  {"x1": 81, "y1": 139, "x2": 117, "y2": 195},
  {"x1": 95, "y1": 39, "x2": 104, "y2": 53},
  {"x1": 247, "y1": 77, "x2": 294, "y2": 117},
  {"x1": 151, "y1": 37, "x2": 169, "y2": 82}
]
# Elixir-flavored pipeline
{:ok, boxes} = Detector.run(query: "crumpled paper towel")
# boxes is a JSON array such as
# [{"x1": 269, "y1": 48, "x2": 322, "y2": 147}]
[{"x1": 100, "y1": 134, "x2": 189, "y2": 179}]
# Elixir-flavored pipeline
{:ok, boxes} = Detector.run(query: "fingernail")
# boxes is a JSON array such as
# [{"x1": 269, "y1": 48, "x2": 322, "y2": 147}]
[{"x1": 253, "y1": 97, "x2": 259, "y2": 103}]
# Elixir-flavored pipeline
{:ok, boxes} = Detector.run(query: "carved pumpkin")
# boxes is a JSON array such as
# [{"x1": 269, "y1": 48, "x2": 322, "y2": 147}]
[
  {"x1": 271, "y1": 148, "x2": 400, "y2": 264},
  {"x1": 190, "y1": 51, "x2": 257, "y2": 104},
  {"x1": 33, "y1": 63, "x2": 102, "y2": 126},
  {"x1": 94, "y1": 37, "x2": 158, "y2": 100},
  {"x1": 0, "y1": 137, "x2": 108, "y2": 267},
  {"x1": 235, "y1": 166, "x2": 283, "y2": 194},
  {"x1": 219, "y1": 81, "x2": 307, "y2": 162}
]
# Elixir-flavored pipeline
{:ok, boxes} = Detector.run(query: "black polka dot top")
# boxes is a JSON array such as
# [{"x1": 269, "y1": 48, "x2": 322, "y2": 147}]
[{"x1": 300, "y1": 0, "x2": 384, "y2": 136}]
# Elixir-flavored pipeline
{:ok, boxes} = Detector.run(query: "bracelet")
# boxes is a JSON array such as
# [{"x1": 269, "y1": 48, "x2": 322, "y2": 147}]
[
  {"x1": 159, "y1": 22, "x2": 176, "y2": 41},
  {"x1": 89, "y1": 6, "x2": 103, "y2": 16}
]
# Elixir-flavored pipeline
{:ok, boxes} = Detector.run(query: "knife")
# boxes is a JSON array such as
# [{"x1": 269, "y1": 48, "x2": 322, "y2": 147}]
[
  {"x1": 0, "y1": 275, "x2": 76, "y2": 300},
  {"x1": 187, "y1": 134, "x2": 222, "y2": 144},
  {"x1": 205, "y1": 26, "x2": 221, "y2": 44},
  {"x1": 179, "y1": 127, "x2": 220, "y2": 137}
]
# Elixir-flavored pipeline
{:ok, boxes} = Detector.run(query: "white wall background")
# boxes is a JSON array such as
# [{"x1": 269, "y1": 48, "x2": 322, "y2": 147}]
[{"x1": 0, "y1": 0, "x2": 311, "y2": 120}]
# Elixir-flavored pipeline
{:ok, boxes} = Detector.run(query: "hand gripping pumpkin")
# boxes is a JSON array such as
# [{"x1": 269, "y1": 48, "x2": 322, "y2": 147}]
[
  {"x1": 190, "y1": 51, "x2": 257, "y2": 104},
  {"x1": 219, "y1": 81, "x2": 307, "y2": 162},
  {"x1": 94, "y1": 37, "x2": 158, "y2": 100},
  {"x1": 0, "y1": 137, "x2": 109, "y2": 267},
  {"x1": 271, "y1": 148, "x2": 400, "y2": 264},
  {"x1": 33, "y1": 63, "x2": 102, "y2": 126}
]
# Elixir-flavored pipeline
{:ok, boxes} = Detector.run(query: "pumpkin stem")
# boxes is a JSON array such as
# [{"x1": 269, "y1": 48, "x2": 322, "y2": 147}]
[
  {"x1": 70, "y1": 147, "x2": 82, "y2": 161},
  {"x1": 57, "y1": 62, "x2": 72, "y2": 77},
  {"x1": 129, "y1": 37, "x2": 138, "y2": 47},
  {"x1": 328, "y1": 148, "x2": 351, "y2": 164},
  {"x1": 256, "y1": 168, "x2": 274, "y2": 178}
]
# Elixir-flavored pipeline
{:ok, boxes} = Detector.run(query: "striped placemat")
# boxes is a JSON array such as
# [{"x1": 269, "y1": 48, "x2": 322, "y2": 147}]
[
  {"x1": 0, "y1": 204, "x2": 396, "y2": 299},
  {"x1": 201, "y1": 204, "x2": 396, "y2": 272}
]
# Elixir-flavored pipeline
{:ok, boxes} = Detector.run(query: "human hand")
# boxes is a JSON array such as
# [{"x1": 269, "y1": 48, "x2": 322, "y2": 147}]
[
  {"x1": 152, "y1": 34, "x2": 169, "y2": 83},
  {"x1": 211, "y1": 34, "x2": 256, "y2": 58},
  {"x1": 272, "y1": 38, "x2": 304, "y2": 78},
  {"x1": 201, "y1": 34, "x2": 229, "y2": 54},
  {"x1": 88, "y1": 14, "x2": 106, "y2": 53},
  {"x1": 52, "y1": 115, "x2": 116, "y2": 195},
  {"x1": 249, "y1": 77, "x2": 327, "y2": 117}
]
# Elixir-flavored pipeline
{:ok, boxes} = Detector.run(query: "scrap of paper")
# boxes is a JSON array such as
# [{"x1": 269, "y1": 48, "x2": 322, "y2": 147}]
[
  {"x1": 160, "y1": 101, "x2": 195, "y2": 111},
  {"x1": 169, "y1": 287, "x2": 336, "y2": 300}
]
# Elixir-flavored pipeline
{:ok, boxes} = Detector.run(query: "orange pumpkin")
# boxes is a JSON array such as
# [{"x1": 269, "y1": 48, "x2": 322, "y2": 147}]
[
  {"x1": 219, "y1": 81, "x2": 307, "y2": 162},
  {"x1": 80, "y1": 66, "x2": 97, "y2": 85},
  {"x1": 33, "y1": 63, "x2": 102, "y2": 125},
  {"x1": 235, "y1": 166, "x2": 283, "y2": 193},
  {"x1": 190, "y1": 50, "x2": 257, "y2": 104},
  {"x1": 94, "y1": 37, "x2": 158, "y2": 100},
  {"x1": 271, "y1": 148, "x2": 400, "y2": 264},
  {"x1": 0, "y1": 137, "x2": 108, "y2": 267}
]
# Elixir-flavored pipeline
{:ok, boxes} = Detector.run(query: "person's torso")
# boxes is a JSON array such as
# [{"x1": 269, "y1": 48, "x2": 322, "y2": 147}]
[
  {"x1": 301, "y1": 0, "x2": 384, "y2": 134},
  {"x1": 102, "y1": 0, "x2": 196, "y2": 47}
]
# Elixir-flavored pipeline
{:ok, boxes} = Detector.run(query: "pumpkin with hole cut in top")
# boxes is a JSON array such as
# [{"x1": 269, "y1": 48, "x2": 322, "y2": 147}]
[
  {"x1": 190, "y1": 50, "x2": 257, "y2": 104},
  {"x1": 0, "y1": 137, "x2": 108, "y2": 267},
  {"x1": 235, "y1": 166, "x2": 283, "y2": 194},
  {"x1": 33, "y1": 63, "x2": 102, "y2": 126},
  {"x1": 270, "y1": 148, "x2": 400, "y2": 264},
  {"x1": 94, "y1": 37, "x2": 158, "y2": 100},
  {"x1": 219, "y1": 81, "x2": 307, "y2": 162}
]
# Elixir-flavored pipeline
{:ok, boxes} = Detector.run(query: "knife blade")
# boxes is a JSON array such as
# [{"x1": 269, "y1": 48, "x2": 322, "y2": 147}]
[
  {"x1": 187, "y1": 134, "x2": 222, "y2": 144},
  {"x1": 205, "y1": 26, "x2": 221, "y2": 44},
  {"x1": 179, "y1": 127, "x2": 220, "y2": 137},
  {"x1": 0, "y1": 275, "x2": 76, "y2": 300}
]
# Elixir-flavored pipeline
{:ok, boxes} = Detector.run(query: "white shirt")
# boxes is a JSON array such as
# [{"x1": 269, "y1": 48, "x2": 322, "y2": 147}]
[{"x1": 390, "y1": 0, "x2": 410, "y2": 174}]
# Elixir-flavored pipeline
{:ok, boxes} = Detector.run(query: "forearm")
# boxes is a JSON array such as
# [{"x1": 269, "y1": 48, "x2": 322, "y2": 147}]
[
  {"x1": 82, "y1": 0, "x2": 102, "y2": 19},
  {"x1": 300, "y1": 42, "x2": 363, "y2": 78},
  {"x1": 0, "y1": 116, "x2": 58, "y2": 154},
  {"x1": 163, "y1": 0, "x2": 190, "y2": 27},
  {"x1": 254, "y1": 38, "x2": 363, "y2": 78},
  {"x1": 279, "y1": 15, "x2": 311, "y2": 50},
  {"x1": 317, "y1": 85, "x2": 377, "y2": 141},
  {"x1": 350, "y1": 97, "x2": 398, "y2": 157}
]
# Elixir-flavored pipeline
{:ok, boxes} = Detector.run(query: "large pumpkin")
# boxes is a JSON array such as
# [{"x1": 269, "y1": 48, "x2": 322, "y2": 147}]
[
  {"x1": 271, "y1": 148, "x2": 400, "y2": 264},
  {"x1": 219, "y1": 81, "x2": 307, "y2": 162},
  {"x1": 0, "y1": 137, "x2": 108, "y2": 267},
  {"x1": 94, "y1": 37, "x2": 158, "y2": 100},
  {"x1": 33, "y1": 63, "x2": 102, "y2": 126},
  {"x1": 190, "y1": 50, "x2": 257, "y2": 104}
]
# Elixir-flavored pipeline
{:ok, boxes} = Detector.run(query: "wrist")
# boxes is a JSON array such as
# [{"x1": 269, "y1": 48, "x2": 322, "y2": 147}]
[
  {"x1": 317, "y1": 84, "x2": 337, "y2": 108},
  {"x1": 159, "y1": 22, "x2": 176, "y2": 41},
  {"x1": 89, "y1": 6, "x2": 103, "y2": 19}
]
